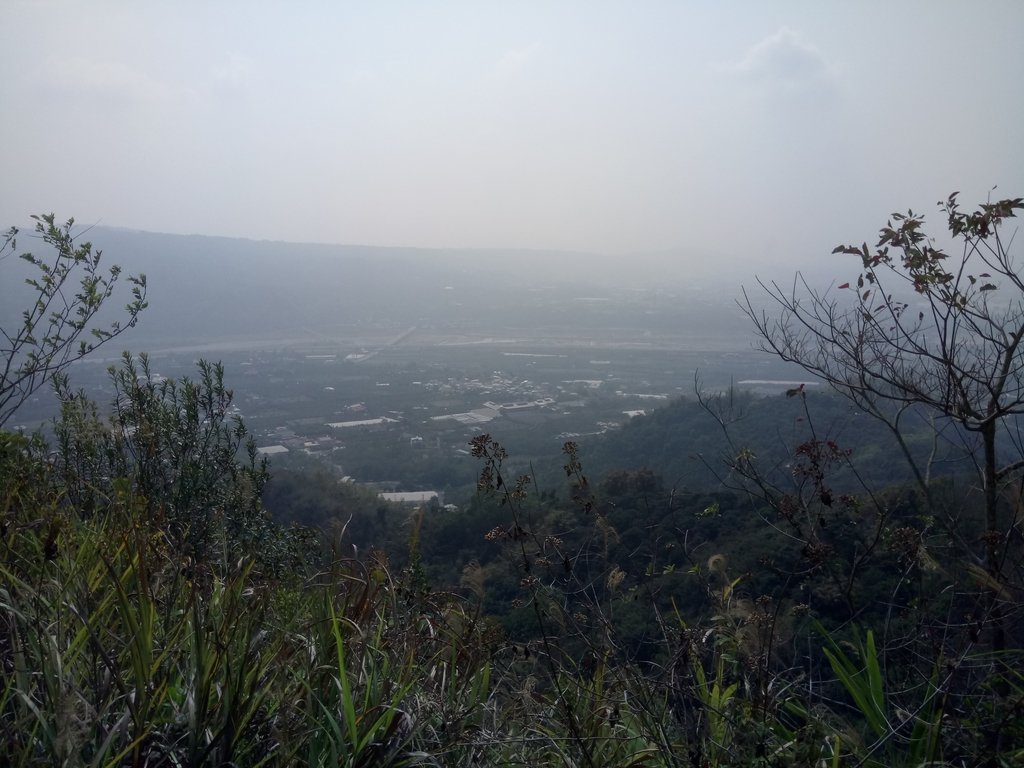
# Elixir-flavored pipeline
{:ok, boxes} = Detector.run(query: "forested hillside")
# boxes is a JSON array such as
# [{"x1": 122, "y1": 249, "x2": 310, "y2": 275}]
[{"x1": 578, "y1": 388, "x2": 978, "y2": 494}]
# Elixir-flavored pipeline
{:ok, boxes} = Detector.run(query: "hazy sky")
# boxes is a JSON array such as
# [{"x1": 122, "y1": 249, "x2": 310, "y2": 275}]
[{"x1": 2, "y1": 1, "x2": 1023, "y2": 275}]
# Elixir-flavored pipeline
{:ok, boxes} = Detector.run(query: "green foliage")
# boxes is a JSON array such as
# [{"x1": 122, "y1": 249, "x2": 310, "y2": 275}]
[
  {"x1": 261, "y1": 467, "x2": 407, "y2": 560},
  {"x1": 0, "y1": 493, "x2": 497, "y2": 765},
  {"x1": 52, "y1": 352, "x2": 303, "y2": 570},
  {"x1": 819, "y1": 625, "x2": 889, "y2": 741},
  {"x1": 0, "y1": 214, "x2": 147, "y2": 428}
]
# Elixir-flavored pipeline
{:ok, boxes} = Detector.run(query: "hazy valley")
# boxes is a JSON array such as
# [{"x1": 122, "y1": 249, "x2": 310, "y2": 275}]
[{"x1": 8, "y1": 227, "x2": 807, "y2": 493}]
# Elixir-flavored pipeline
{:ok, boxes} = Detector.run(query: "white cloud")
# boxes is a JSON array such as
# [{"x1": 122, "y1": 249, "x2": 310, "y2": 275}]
[{"x1": 730, "y1": 27, "x2": 834, "y2": 94}]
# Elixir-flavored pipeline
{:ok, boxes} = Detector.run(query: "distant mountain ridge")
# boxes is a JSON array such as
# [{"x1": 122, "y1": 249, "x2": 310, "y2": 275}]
[{"x1": 2, "y1": 225, "x2": 757, "y2": 349}]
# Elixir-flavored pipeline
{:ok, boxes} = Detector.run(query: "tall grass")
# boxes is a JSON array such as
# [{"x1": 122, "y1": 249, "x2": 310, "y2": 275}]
[
  {"x1": 3, "y1": 429, "x2": 1021, "y2": 765},
  {"x1": 0, "y1": 479, "x2": 503, "y2": 766}
]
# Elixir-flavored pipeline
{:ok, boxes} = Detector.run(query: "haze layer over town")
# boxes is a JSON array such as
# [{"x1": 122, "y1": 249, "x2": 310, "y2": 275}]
[{"x1": 4, "y1": 0, "x2": 1023, "y2": 493}]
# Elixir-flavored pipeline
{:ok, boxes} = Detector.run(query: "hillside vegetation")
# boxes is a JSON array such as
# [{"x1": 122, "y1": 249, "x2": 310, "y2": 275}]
[{"x1": 2, "y1": 201, "x2": 1023, "y2": 765}]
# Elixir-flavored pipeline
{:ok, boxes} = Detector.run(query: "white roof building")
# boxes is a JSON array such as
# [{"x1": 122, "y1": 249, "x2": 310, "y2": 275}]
[{"x1": 380, "y1": 491, "x2": 438, "y2": 504}]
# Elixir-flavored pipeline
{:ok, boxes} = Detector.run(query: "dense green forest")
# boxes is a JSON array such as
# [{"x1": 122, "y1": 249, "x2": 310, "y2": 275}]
[{"x1": 3, "y1": 204, "x2": 1024, "y2": 766}]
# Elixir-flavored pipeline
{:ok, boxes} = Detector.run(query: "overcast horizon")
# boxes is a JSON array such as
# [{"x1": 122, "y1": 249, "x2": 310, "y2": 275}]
[{"x1": 3, "y1": 2, "x2": 1023, "y2": 279}]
